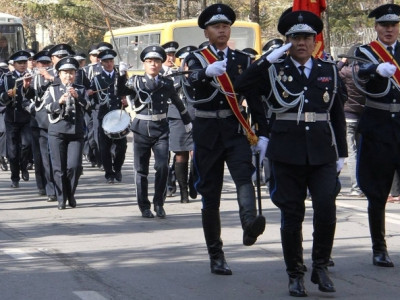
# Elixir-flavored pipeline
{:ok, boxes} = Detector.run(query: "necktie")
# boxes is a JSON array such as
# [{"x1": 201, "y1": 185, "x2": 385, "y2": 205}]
[
  {"x1": 217, "y1": 51, "x2": 225, "y2": 61},
  {"x1": 298, "y1": 65, "x2": 307, "y2": 82},
  {"x1": 387, "y1": 46, "x2": 393, "y2": 55}
]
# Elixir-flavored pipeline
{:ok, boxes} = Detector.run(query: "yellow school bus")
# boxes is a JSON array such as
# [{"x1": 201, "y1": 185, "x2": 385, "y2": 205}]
[{"x1": 104, "y1": 18, "x2": 261, "y2": 74}]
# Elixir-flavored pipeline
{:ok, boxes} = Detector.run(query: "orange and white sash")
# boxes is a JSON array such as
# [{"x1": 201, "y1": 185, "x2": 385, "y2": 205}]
[{"x1": 200, "y1": 48, "x2": 258, "y2": 145}]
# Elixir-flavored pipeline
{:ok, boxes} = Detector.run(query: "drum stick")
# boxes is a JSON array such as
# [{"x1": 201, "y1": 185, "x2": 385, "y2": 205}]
[{"x1": 97, "y1": 0, "x2": 122, "y2": 61}]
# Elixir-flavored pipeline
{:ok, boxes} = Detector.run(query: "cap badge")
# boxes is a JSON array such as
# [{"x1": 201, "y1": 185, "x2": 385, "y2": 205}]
[
  {"x1": 388, "y1": 7, "x2": 393, "y2": 14},
  {"x1": 152, "y1": 46, "x2": 156, "y2": 51},
  {"x1": 298, "y1": 14, "x2": 304, "y2": 23},
  {"x1": 217, "y1": 6, "x2": 222, "y2": 13}
]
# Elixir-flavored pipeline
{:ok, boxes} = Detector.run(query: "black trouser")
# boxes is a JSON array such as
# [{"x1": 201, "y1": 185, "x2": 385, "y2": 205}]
[
  {"x1": 270, "y1": 160, "x2": 338, "y2": 231},
  {"x1": 357, "y1": 135, "x2": 400, "y2": 210},
  {"x1": 98, "y1": 120, "x2": 127, "y2": 179},
  {"x1": 48, "y1": 133, "x2": 84, "y2": 203},
  {"x1": 357, "y1": 135, "x2": 400, "y2": 252},
  {"x1": 193, "y1": 133, "x2": 254, "y2": 210},
  {"x1": 5, "y1": 121, "x2": 31, "y2": 182},
  {"x1": 133, "y1": 131, "x2": 169, "y2": 211},
  {"x1": 32, "y1": 128, "x2": 55, "y2": 196},
  {"x1": 0, "y1": 113, "x2": 6, "y2": 157}
]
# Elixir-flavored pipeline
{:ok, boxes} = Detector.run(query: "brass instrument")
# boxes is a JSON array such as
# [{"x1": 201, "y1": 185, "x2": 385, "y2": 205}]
[{"x1": 64, "y1": 83, "x2": 75, "y2": 117}]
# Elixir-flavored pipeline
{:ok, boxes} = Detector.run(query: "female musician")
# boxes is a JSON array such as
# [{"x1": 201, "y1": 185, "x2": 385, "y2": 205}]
[{"x1": 44, "y1": 57, "x2": 90, "y2": 210}]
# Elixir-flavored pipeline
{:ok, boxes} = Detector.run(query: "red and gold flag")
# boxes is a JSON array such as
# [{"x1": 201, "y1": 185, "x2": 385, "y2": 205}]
[{"x1": 292, "y1": 0, "x2": 327, "y2": 58}]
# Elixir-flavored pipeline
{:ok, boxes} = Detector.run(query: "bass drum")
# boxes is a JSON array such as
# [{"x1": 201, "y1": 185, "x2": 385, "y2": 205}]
[{"x1": 102, "y1": 109, "x2": 131, "y2": 139}]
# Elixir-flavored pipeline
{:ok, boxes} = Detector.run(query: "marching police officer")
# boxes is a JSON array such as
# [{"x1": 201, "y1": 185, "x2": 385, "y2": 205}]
[
  {"x1": 24, "y1": 50, "x2": 56, "y2": 201},
  {"x1": 184, "y1": 4, "x2": 268, "y2": 276},
  {"x1": 118, "y1": 45, "x2": 192, "y2": 219},
  {"x1": 43, "y1": 57, "x2": 90, "y2": 210},
  {"x1": 161, "y1": 41, "x2": 179, "y2": 75},
  {"x1": 353, "y1": 3, "x2": 400, "y2": 268},
  {"x1": 0, "y1": 50, "x2": 33, "y2": 188},
  {"x1": 168, "y1": 45, "x2": 198, "y2": 204},
  {"x1": 235, "y1": 10, "x2": 347, "y2": 296},
  {"x1": 88, "y1": 49, "x2": 127, "y2": 184}
]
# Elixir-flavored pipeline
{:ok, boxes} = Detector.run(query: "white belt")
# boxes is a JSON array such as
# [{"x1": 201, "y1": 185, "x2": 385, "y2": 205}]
[
  {"x1": 365, "y1": 99, "x2": 400, "y2": 113},
  {"x1": 195, "y1": 108, "x2": 242, "y2": 119},
  {"x1": 135, "y1": 113, "x2": 167, "y2": 121},
  {"x1": 275, "y1": 112, "x2": 330, "y2": 122}
]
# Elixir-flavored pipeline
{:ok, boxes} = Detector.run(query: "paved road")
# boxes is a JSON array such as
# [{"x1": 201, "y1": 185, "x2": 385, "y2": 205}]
[{"x1": 1, "y1": 133, "x2": 399, "y2": 299}]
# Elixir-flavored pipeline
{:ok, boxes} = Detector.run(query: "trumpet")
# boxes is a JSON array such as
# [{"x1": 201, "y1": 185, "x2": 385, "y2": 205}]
[
  {"x1": 15, "y1": 73, "x2": 35, "y2": 82},
  {"x1": 64, "y1": 83, "x2": 75, "y2": 117}
]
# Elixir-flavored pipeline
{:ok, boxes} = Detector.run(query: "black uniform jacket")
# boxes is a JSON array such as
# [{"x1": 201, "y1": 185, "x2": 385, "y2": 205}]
[
  {"x1": 235, "y1": 55, "x2": 348, "y2": 165},
  {"x1": 0, "y1": 71, "x2": 31, "y2": 123},
  {"x1": 43, "y1": 82, "x2": 90, "y2": 136},
  {"x1": 185, "y1": 46, "x2": 268, "y2": 149},
  {"x1": 355, "y1": 43, "x2": 400, "y2": 143},
  {"x1": 24, "y1": 70, "x2": 53, "y2": 129},
  {"x1": 119, "y1": 73, "x2": 191, "y2": 138},
  {"x1": 90, "y1": 70, "x2": 123, "y2": 120}
]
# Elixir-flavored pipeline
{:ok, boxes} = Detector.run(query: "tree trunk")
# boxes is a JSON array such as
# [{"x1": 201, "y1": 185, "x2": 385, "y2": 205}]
[{"x1": 250, "y1": 0, "x2": 260, "y2": 23}]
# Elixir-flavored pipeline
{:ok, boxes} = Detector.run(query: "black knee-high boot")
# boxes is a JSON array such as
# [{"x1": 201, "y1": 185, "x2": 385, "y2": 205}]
[
  {"x1": 281, "y1": 229, "x2": 307, "y2": 297},
  {"x1": 368, "y1": 207, "x2": 394, "y2": 267},
  {"x1": 311, "y1": 222, "x2": 336, "y2": 293},
  {"x1": 188, "y1": 159, "x2": 197, "y2": 199},
  {"x1": 237, "y1": 183, "x2": 266, "y2": 246},
  {"x1": 201, "y1": 209, "x2": 232, "y2": 275},
  {"x1": 175, "y1": 162, "x2": 189, "y2": 203}
]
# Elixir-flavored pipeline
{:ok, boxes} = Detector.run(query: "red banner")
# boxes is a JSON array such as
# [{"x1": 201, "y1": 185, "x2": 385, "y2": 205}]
[{"x1": 292, "y1": 0, "x2": 327, "y2": 58}]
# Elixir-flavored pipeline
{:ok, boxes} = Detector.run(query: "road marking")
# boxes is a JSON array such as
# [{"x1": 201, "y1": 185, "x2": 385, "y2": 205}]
[
  {"x1": 1, "y1": 248, "x2": 35, "y2": 260},
  {"x1": 73, "y1": 291, "x2": 108, "y2": 300}
]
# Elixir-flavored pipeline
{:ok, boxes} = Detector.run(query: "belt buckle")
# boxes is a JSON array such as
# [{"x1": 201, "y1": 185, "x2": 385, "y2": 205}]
[
  {"x1": 389, "y1": 103, "x2": 400, "y2": 113},
  {"x1": 215, "y1": 110, "x2": 223, "y2": 118},
  {"x1": 304, "y1": 112, "x2": 316, "y2": 122},
  {"x1": 151, "y1": 115, "x2": 159, "y2": 121}
]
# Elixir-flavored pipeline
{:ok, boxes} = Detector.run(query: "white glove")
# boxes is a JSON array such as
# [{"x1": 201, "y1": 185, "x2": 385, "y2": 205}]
[
  {"x1": 252, "y1": 136, "x2": 269, "y2": 165},
  {"x1": 376, "y1": 62, "x2": 396, "y2": 78},
  {"x1": 336, "y1": 157, "x2": 345, "y2": 173},
  {"x1": 205, "y1": 58, "x2": 227, "y2": 77},
  {"x1": 184, "y1": 122, "x2": 192, "y2": 133},
  {"x1": 266, "y1": 42, "x2": 292, "y2": 63},
  {"x1": 119, "y1": 61, "x2": 129, "y2": 76}
]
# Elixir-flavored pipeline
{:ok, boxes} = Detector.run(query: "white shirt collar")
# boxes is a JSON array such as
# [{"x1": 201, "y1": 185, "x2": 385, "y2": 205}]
[{"x1": 290, "y1": 57, "x2": 313, "y2": 76}]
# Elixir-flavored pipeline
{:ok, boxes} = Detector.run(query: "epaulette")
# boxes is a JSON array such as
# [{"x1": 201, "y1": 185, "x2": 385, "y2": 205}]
[
  {"x1": 318, "y1": 58, "x2": 336, "y2": 64},
  {"x1": 234, "y1": 49, "x2": 250, "y2": 56}
]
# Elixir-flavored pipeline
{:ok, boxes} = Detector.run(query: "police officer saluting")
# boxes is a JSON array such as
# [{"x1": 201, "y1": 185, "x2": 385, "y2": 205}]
[
  {"x1": 184, "y1": 4, "x2": 268, "y2": 276},
  {"x1": 235, "y1": 10, "x2": 347, "y2": 296},
  {"x1": 118, "y1": 46, "x2": 192, "y2": 219},
  {"x1": 44, "y1": 57, "x2": 90, "y2": 210},
  {"x1": 87, "y1": 49, "x2": 127, "y2": 184},
  {"x1": 0, "y1": 50, "x2": 33, "y2": 188},
  {"x1": 354, "y1": 3, "x2": 400, "y2": 268}
]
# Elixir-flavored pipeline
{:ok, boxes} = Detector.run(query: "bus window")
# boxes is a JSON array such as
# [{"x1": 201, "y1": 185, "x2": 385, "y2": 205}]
[
  {"x1": 173, "y1": 27, "x2": 204, "y2": 48},
  {"x1": 139, "y1": 34, "x2": 149, "y2": 47},
  {"x1": 230, "y1": 27, "x2": 255, "y2": 51},
  {"x1": 149, "y1": 33, "x2": 160, "y2": 45},
  {"x1": 0, "y1": 35, "x2": 9, "y2": 60}
]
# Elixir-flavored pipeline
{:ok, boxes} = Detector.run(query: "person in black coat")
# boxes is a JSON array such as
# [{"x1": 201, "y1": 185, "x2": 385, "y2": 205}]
[
  {"x1": 43, "y1": 57, "x2": 90, "y2": 210},
  {"x1": 235, "y1": 10, "x2": 347, "y2": 297},
  {"x1": 0, "y1": 50, "x2": 33, "y2": 188},
  {"x1": 88, "y1": 49, "x2": 127, "y2": 184},
  {"x1": 24, "y1": 50, "x2": 57, "y2": 201},
  {"x1": 118, "y1": 45, "x2": 192, "y2": 219},
  {"x1": 184, "y1": 4, "x2": 268, "y2": 276},
  {"x1": 353, "y1": 3, "x2": 400, "y2": 268}
]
